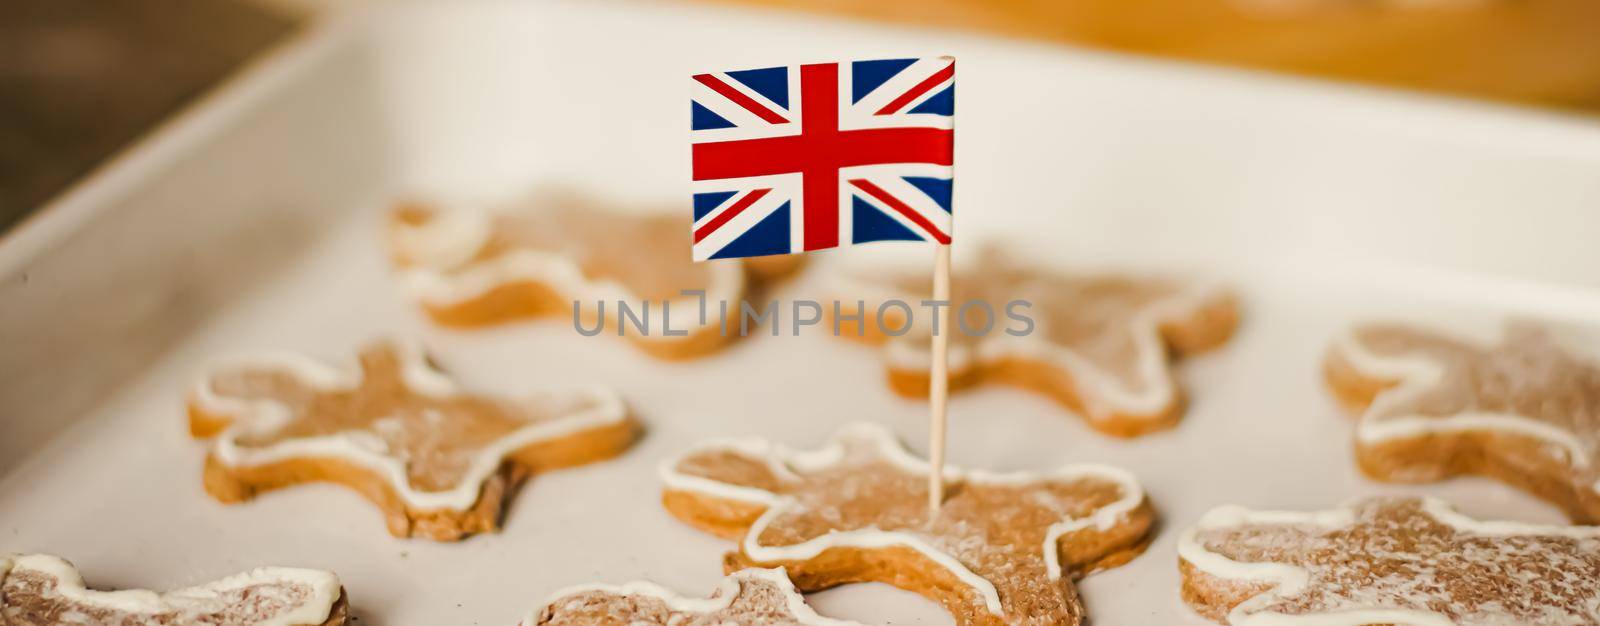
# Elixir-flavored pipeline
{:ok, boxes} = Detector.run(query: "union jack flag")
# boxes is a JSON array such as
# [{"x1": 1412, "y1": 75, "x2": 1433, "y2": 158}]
[{"x1": 690, "y1": 57, "x2": 954, "y2": 261}]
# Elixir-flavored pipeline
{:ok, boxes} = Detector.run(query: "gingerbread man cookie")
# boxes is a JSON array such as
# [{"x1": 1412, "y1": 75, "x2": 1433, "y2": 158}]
[
  {"x1": 188, "y1": 340, "x2": 637, "y2": 540},
  {"x1": 1179, "y1": 496, "x2": 1600, "y2": 625},
  {"x1": 660, "y1": 423, "x2": 1154, "y2": 626},
  {"x1": 0, "y1": 554, "x2": 347, "y2": 626},
  {"x1": 834, "y1": 253, "x2": 1237, "y2": 437},
  {"x1": 390, "y1": 188, "x2": 803, "y2": 360},
  {"x1": 1325, "y1": 320, "x2": 1600, "y2": 523},
  {"x1": 531, "y1": 568, "x2": 861, "y2": 626}
]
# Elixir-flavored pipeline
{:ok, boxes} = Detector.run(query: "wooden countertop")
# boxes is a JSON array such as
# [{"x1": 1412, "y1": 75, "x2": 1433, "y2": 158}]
[
  {"x1": 710, "y1": 0, "x2": 1600, "y2": 112},
  {"x1": 0, "y1": 0, "x2": 295, "y2": 234}
]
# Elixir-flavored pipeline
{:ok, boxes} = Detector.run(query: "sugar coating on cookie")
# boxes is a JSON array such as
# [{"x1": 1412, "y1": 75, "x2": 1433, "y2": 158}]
[
  {"x1": 833, "y1": 253, "x2": 1237, "y2": 437},
  {"x1": 1326, "y1": 320, "x2": 1600, "y2": 522},
  {"x1": 1178, "y1": 497, "x2": 1600, "y2": 625},
  {"x1": 0, "y1": 554, "x2": 347, "y2": 626},
  {"x1": 188, "y1": 340, "x2": 636, "y2": 540},
  {"x1": 660, "y1": 422, "x2": 1154, "y2": 626},
  {"x1": 530, "y1": 568, "x2": 862, "y2": 626},
  {"x1": 389, "y1": 190, "x2": 799, "y2": 359}
]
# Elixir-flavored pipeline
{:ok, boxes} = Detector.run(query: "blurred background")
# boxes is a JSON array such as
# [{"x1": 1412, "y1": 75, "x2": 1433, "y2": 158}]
[
  {"x1": 1, "y1": 5, "x2": 1597, "y2": 623},
  {"x1": 2, "y1": 0, "x2": 1598, "y2": 235}
]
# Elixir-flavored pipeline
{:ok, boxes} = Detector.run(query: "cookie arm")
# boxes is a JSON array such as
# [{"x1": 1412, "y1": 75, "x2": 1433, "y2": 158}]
[
  {"x1": 659, "y1": 442, "x2": 794, "y2": 540},
  {"x1": 1155, "y1": 286, "x2": 1239, "y2": 356}
]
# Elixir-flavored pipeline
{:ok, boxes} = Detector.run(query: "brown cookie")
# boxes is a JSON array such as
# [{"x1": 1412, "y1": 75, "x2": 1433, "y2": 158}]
[
  {"x1": 530, "y1": 567, "x2": 860, "y2": 626},
  {"x1": 1178, "y1": 496, "x2": 1600, "y2": 625},
  {"x1": 0, "y1": 554, "x2": 347, "y2": 626},
  {"x1": 1324, "y1": 320, "x2": 1600, "y2": 523},
  {"x1": 188, "y1": 340, "x2": 637, "y2": 540},
  {"x1": 659, "y1": 423, "x2": 1155, "y2": 626},
  {"x1": 833, "y1": 253, "x2": 1237, "y2": 437},
  {"x1": 389, "y1": 189, "x2": 803, "y2": 360}
]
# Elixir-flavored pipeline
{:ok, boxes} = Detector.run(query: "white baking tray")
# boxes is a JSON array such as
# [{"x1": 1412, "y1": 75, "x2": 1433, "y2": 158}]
[{"x1": 4, "y1": 1, "x2": 1600, "y2": 624}]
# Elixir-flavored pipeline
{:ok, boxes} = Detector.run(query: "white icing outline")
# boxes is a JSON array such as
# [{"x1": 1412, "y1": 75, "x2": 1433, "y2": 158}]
[
  {"x1": 830, "y1": 263, "x2": 1230, "y2": 423},
  {"x1": 658, "y1": 422, "x2": 1147, "y2": 618},
  {"x1": 527, "y1": 567, "x2": 864, "y2": 626},
  {"x1": 391, "y1": 201, "x2": 743, "y2": 343},
  {"x1": 0, "y1": 554, "x2": 340, "y2": 626},
  {"x1": 390, "y1": 199, "x2": 493, "y2": 269},
  {"x1": 1331, "y1": 322, "x2": 1597, "y2": 491},
  {"x1": 191, "y1": 340, "x2": 629, "y2": 512},
  {"x1": 1177, "y1": 497, "x2": 1600, "y2": 626}
]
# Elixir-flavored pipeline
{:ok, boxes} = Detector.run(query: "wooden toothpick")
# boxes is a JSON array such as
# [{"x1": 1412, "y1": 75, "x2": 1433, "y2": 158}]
[{"x1": 928, "y1": 243, "x2": 952, "y2": 516}]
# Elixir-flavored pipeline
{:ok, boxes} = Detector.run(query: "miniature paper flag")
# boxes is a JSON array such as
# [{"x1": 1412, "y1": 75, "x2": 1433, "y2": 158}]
[{"x1": 690, "y1": 57, "x2": 954, "y2": 261}]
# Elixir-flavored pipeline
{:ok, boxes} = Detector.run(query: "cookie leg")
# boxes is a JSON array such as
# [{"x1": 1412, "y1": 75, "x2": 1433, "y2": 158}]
[
  {"x1": 1357, "y1": 432, "x2": 1600, "y2": 524},
  {"x1": 423, "y1": 281, "x2": 569, "y2": 327},
  {"x1": 1056, "y1": 498, "x2": 1158, "y2": 575},
  {"x1": 1179, "y1": 559, "x2": 1271, "y2": 624},
  {"x1": 188, "y1": 404, "x2": 235, "y2": 438},
  {"x1": 405, "y1": 467, "x2": 521, "y2": 541},
  {"x1": 885, "y1": 363, "x2": 986, "y2": 400},
  {"x1": 627, "y1": 325, "x2": 739, "y2": 361},
  {"x1": 1159, "y1": 290, "x2": 1241, "y2": 356},
  {"x1": 662, "y1": 490, "x2": 770, "y2": 541},
  {"x1": 988, "y1": 357, "x2": 1185, "y2": 438},
  {"x1": 723, "y1": 547, "x2": 1024, "y2": 626},
  {"x1": 509, "y1": 417, "x2": 640, "y2": 472},
  {"x1": 201, "y1": 454, "x2": 508, "y2": 540},
  {"x1": 1321, "y1": 348, "x2": 1397, "y2": 415}
]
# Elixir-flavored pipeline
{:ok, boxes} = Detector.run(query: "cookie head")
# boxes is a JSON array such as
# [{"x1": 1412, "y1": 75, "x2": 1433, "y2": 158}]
[
  {"x1": 661, "y1": 423, "x2": 1155, "y2": 626},
  {"x1": 1179, "y1": 497, "x2": 1600, "y2": 625}
]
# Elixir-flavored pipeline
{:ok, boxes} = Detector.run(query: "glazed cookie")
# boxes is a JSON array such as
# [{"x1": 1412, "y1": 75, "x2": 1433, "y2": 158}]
[
  {"x1": 1325, "y1": 320, "x2": 1600, "y2": 522},
  {"x1": 531, "y1": 568, "x2": 860, "y2": 626},
  {"x1": 1179, "y1": 496, "x2": 1600, "y2": 625},
  {"x1": 833, "y1": 253, "x2": 1237, "y2": 437},
  {"x1": 0, "y1": 554, "x2": 347, "y2": 626},
  {"x1": 390, "y1": 189, "x2": 802, "y2": 360},
  {"x1": 660, "y1": 423, "x2": 1154, "y2": 626},
  {"x1": 188, "y1": 340, "x2": 637, "y2": 540}
]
